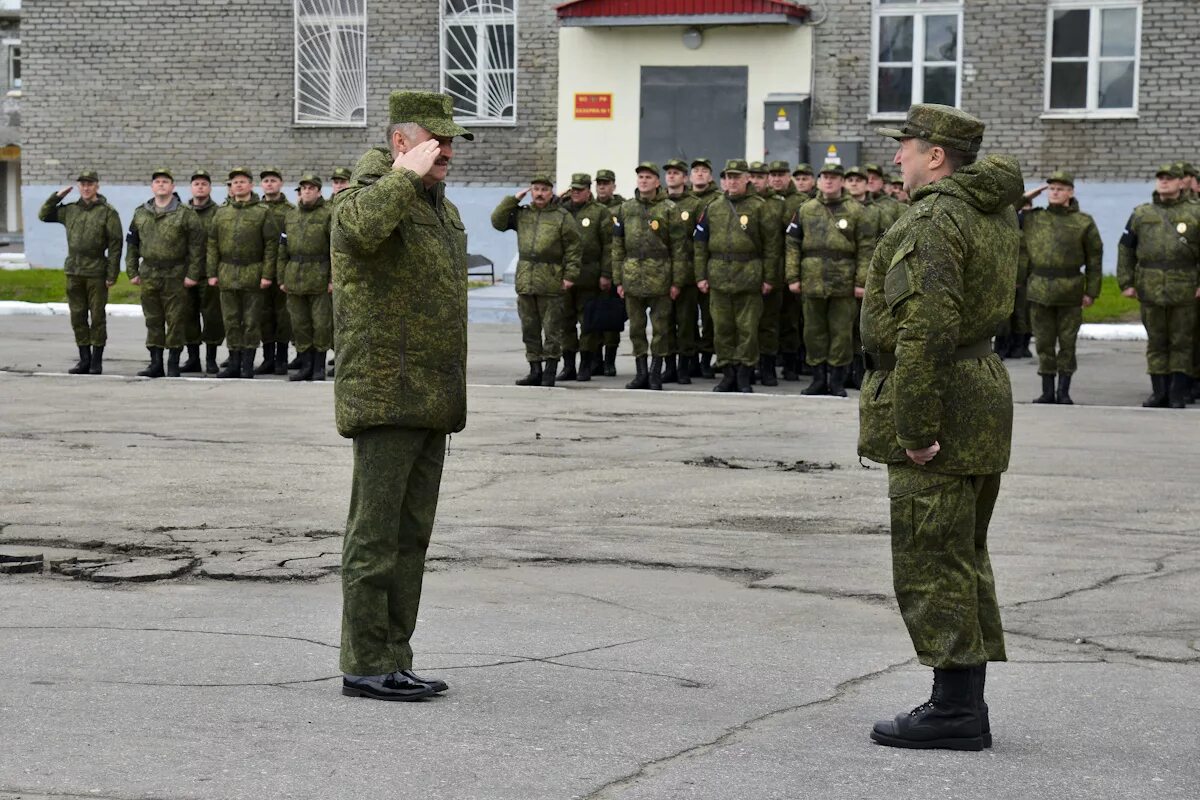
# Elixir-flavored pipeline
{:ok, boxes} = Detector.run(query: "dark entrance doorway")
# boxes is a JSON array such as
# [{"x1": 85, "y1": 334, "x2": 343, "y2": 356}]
[{"x1": 639, "y1": 66, "x2": 748, "y2": 172}]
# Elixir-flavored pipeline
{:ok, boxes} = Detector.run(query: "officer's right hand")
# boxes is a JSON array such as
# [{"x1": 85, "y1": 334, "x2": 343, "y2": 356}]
[
  {"x1": 392, "y1": 139, "x2": 441, "y2": 177},
  {"x1": 184, "y1": 277, "x2": 198, "y2": 288},
  {"x1": 57, "y1": 186, "x2": 73, "y2": 199},
  {"x1": 696, "y1": 280, "x2": 709, "y2": 294},
  {"x1": 788, "y1": 281, "x2": 802, "y2": 294},
  {"x1": 129, "y1": 276, "x2": 141, "y2": 285},
  {"x1": 616, "y1": 285, "x2": 625, "y2": 299},
  {"x1": 1023, "y1": 184, "x2": 1049, "y2": 200},
  {"x1": 208, "y1": 277, "x2": 218, "y2": 287},
  {"x1": 1122, "y1": 287, "x2": 1137, "y2": 299},
  {"x1": 515, "y1": 187, "x2": 530, "y2": 200}
]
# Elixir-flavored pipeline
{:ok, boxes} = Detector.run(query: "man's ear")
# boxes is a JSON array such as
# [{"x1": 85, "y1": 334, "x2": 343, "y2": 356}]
[
  {"x1": 392, "y1": 129, "x2": 408, "y2": 155},
  {"x1": 928, "y1": 145, "x2": 947, "y2": 171}
]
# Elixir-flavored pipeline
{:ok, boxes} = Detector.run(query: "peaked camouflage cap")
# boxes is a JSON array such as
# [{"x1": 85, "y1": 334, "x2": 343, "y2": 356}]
[
  {"x1": 151, "y1": 167, "x2": 174, "y2": 181},
  {"x1": 864, "y1": 163, "x2": 885, "y2": 176},
  {"x1": 260, "y1": 166, "x2": 283, "y2": 179},
  {"x1": 1045, "y1": 170, "x2": 1074, "y2": 187},
  {"x1": 331, "y1": 167, "x2": 353, "y2": 180},
  {"x1": 530, "y1": 174, "x2": 554, "y2": 186},
  {"x1": 570, "y1": 172, "x2": 592, "y2": 189},
  {"x1": 189, "y1": 169, "x2": 212, "y2": 182},
  {"x1": 844, "y1": 165, "x2": 868, "y2": 179},
  {"x1": 768, "y1": 160, "x2": 791, "y2": 173},
  {"x1": 77, "y1": 169, "x2": 99, "y2": 182},
  {"x1": 721, "y1": 159, "x2": 749, "y2": 176},
  {"x1": 690, "y1": 157, "x2": 713, "y2": 170},
  {"x1": 635, "y1": 161, "x2": 660, "y2": 176},
  {"x1": 663, "y1": 158, "x2": 689, "y2": 173},
  {"x1": 227, "y1": 166, "x2": 253, "y2": 181},
  {"x1": 595, "y1": 169, "x2": 617, "y2": 182},
  {"x1": 888, "y1": 173, "x2": 904, "y2": 185},
  {"x1": 748, "y1": 161, "x2": 768, "y2": 174},
  {"x1": 819, "y1": 162, "x2": 845, "y2": 176},
  {"x1": 298, "y1": 172, "x2": 322, "y2": 188},
  {"x1": 1177, "y1": 161, "x2": 1197, "y2": 177},
  {"x1": 877, "y1": 103, "x2": 985, "y2": 154},
  {"x1": 389, "y1": 91, "x2": 474, "y2": 141},
  {"x1": 1155, "y1": 163, "x2": 1184, "y2": 179},
  {"x1": 791, "y1": 163, "x2": 813, "y2": 176}
]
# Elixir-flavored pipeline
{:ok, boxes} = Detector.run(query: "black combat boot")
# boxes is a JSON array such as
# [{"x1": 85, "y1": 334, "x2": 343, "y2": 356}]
[
  {"x1": 1168, "y1": 373, "x2": 1190, "y2": 409},
  {"x1": 677, "y1": 355, "x2": 692, "y2": 385},
  {"x1": 1142, "y1": 374, "x2": 1169, "y2": 408},
  {"x1": 217, "y1": 350, "x2": 240, "y2": 379},
  {"x1": 515, "y1": 362, "x2": 542, "y2": 386},
  {"x1": 254, "y1": 343, "x2": 276, "y2": 375},
  {"x1": 137, "y1": 347, "x2": 165, "y2": 379},
  {"x1": 180, "y1": 343, "x2": 201, "y2": 373},
  {"x1": 699, "y1": 352, "x2": 715, "y2": 379},
  {"x1": 713, "y1": 365, "x2": 737, "y2": 392},
  {"x1": 687, "y1": 354, "x2": 702, "y2": 378},
  {"x1": 557, "y1": 351, "x2": 577, "y2": 381},
  {"x1": 971, "y1": 664, "x2": 992, "y2": 748},
  {"x1": 205, "y1": 343, "x2": 220, "y2": 375},
  {"x1": 781, "y1": 353, "x2": 799, "y2": 382},
  {"x1": 541, "y1": 360, "x2": 558, "y2": 387},
  {"x1": 166, "y1": 348, "x2": 183, "y2": 378},
  {"x1": 577, "y1": 351, "x2": 593, "y2": 382},
  {"x1": 603, "y1": 345, "x2": 618, "y2": 377},
  {"x1": 870, "y1": 668, "x2": 984, "y2": 751},
  {"x1": 847, "y1": 354, "x2": 865, "y2": 390},
  {"x1": 828, "y1": 364, "x2": 848, "y2": 397},
  {"x1": 626, "y1": 356, "x2": 649, "y2": 390},
  {"x1": 1056, "y1": 373, "x2": 1073, "y2": 405},
  {"x1": 648, "y1": 356, "x2": 664, "y2": 390},
  {"x1": 992, "y1": 334, "x2": 1009, "y2": 359},
  {"x1": 736, "y1": 364, "x2": 753, "y2": 393},
  {"x1": 760, "y1": 355, "x2": 778, "y2": 387},
  {"x1": 1033, "y1": 374, "x2": 1056, "y2": 404},
  {"x1": 311, "y1": 351, "x2": 327, "y2": 381},
  {"x1": 1018, "y1": 333, "x2": 1033, "y2": 358},
  {"x1": 240, "y1": 347, "x2": 256, "y2": 379},
  {"x1": 289, "y1": 351, "x2": 313, "y2": 382},
  {"x1": 802, "y1": 364, "x2": 829, "y2": 396},
  {"x1": 797, "y1": 346, "x2": 813, "y2": 376},
  {"x1": 662, "y1": 355, "x2": 678, "y2": 384},
  {"x1": 88, "y1": 346, "x2": 104, "y2": 375},
  {"x1": 287, "y1": 349, "x2": 304, "y2": 370},
  {"x1": 68, "y1": 345, "x2": 91, "y2": 374},
  {"x1": 274, "y1": 342, "x2": 289, "y2": 375}
]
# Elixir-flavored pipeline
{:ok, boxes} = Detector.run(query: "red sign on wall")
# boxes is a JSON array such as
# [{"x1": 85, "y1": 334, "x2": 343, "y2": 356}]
[{"x1": 574, "y1": 93, "x2": 613, "y2": 120}]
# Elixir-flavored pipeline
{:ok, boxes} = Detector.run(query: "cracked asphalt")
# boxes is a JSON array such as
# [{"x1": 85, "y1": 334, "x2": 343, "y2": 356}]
[{"x1": 1, "y1": 315, "x2": 1198, "y2": 800}]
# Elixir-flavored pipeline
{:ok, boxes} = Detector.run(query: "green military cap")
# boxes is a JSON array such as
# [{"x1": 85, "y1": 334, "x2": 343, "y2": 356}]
[
  {"x1": 844, "y1": 165, "x2": 867, "y2": 179},
  {"x1": 768, "y1": 160, "x2": 791, "y2": 174},
  {"x1": 189, "y1": 169, "x2": 212, "y2": 182},
  {"x1": 595, "y1": 168, "x2": 616, "y2": 182},
  {"x1": 720, "y1": 159, "x2": 749, "y2": 176},
  {"x1": 864, "y1": 163, "x2": 885, "y2": 176},
  {"x1": 570, "y1": 172, "x2": 591, "y2": 189},
  {"x1": 748, "y1": 161, "x2": 768, "y2": 174},
  {"x1": 877, "y1": 103, "x2": 985, "y2": 154},
  {"x1": 76, "y1": 169, "x2": 99, "y2": 182},
  {"x1": 260, "y1": 166, "x2": 283, "y2": 180},
  {"x1": 331, "y1": 167, "x2": 352, "y2": 181},
  {"x1": 151, "y1": 167, "x2": 174, "y2": 181},
  {"x1": 818, "y1": 162, "x2": 844, "y2": 176},
  {"x1": 1045, "y1": 170, "x2": 1074, "y2": 187},
  {"x1": 690, "y1": 157, "x2": 713, "y2": 170},
  {"x1": 530, "y1": 174, "x2": 554, "y2": 186},
  {"x1": 1178, "y1": 161, "x2": 1197, "y2": 177},
  {"x1": 792, "y1": 163, "x2": 813, "y2": 176},
  {"x1": 297, "y1": 172, "x2": 323, "y2": 189},
  {"x1": 888, "y1": 173, "x2": 904, "y2": 185},
  {"x1": 227, "y1": 166, "x2": 253, "y2": 181},
  {"x1": 1155, "y1": 163, "x2": 1184, "y2": 179},
  {"x1": 663, "y1": 158, "x2": 689, "y2": 173},
  {"x1": 635, "y1": 161, "x2": 660, "y2": 176},
  {"x1": 388, "y1": 90, "x2": 474, "y2": 141}
]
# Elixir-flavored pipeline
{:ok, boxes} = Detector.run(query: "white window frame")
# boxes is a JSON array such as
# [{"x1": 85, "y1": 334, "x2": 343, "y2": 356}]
[
  {"x1": 870, "y1": 0, "x2": 964, "y2": 120},
  {"x1": 1042, "y1": 0, "x2": 1141, "y2": 120},
  {"x1": 439, "y1": 0, "x2": 518, "y2": 127},
  {"x1": 293, "y1": 0, "x2": 368, "y2": 127},
  {"x1": 3, "y1": 38, "x2": 18, "y2": 90}
]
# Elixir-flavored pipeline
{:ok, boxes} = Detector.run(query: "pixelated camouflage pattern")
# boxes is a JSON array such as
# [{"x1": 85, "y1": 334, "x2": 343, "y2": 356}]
[
  {"x1": 668, "y1": 192, "x2": 704, "y2": 286},
  {"x1": 612, "y1": 188, "x2": 687, "y2": 296},
  {"x1": 205, "y1": 193, "x2": 280, "y2": 287},
  {"x1": 125, "y1": 194, "x2": 205, "y2": 281},
  {"x1": 600, "y1": 195, "x2": 625, "y2": 209},
  {"x1": 331, "y1": 145, "x2": 468, "y2": 438},
  {"x1": 262, "y1": 194, "x2": 296, "y2": 228},
  {"x1": 858, "y1": 154, "x2": 1024, "y2": 475},
  {"x1": 277, "y1": 197, "x2": 333, "y2": 294},
  {"x1": 1030, "y1": 303, "x2": 1082, "y2": 374},
  {"x1": 1116, "y1": 193, "x2": 1200, "y2": 306},
  {"x1": 694, "y1": 191, "x2": 778, "y2": 294},
  {"x1": 873, "y1": 192, "x2": 906, "y2": 231},
  {"x1": 563, "y1": 196, "x2": 614, "y2": 285},
  {"x1": 1023, "y1": 199, "x2": 1103, "y2": 306},
  {"x1": 38, "y1": 192, "x2": 123, "y2": 281},
  {"x1": 784, "y1": 191, "x2": 873, "y2": 295},
  {"x1": 490, "y1": 195, "x2": 582, "y2": 295},
  {"x1": 188, "y1": 198, "x2": 219, "y2": 280}
]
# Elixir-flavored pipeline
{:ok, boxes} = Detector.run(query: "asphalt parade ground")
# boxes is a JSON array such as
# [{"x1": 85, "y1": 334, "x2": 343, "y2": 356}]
[{"x1": 1, "y1": 315, "x2": 1197, "y2": 800}]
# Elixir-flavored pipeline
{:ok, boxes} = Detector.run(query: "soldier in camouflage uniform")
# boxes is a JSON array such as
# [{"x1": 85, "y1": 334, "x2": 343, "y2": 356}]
[
  {"x1": 182, "y1": 170, "x2": 224, "y2": 374},
  {"x1": 277, "y1": 173, "x2": 333, "y2": 381},
  {"x1": 256, "y1": 167, "x2": 295, "y2": 375},
  {"x1": 663, "y1": 158, "x2": 699, "y2": 385},
  {"x1": 205, "y1": 167, "x2": 280, "y2": 379},
  {"x1": 1117, "y1": 163, "x2": 1200, "y2": 408},
  {"x1": 330, "y1": 166, "x2": 352, "y2": 195},
  {"x1": 1186, "y1": 162, "x2": 1200, "y2": 401},
  {"x1": 748, "y1": 160, "x2": 789, "y2": 387},
  {"x1": 560, "y1": 173, "x2": 613, "y2": 382},
  {"x1": 594, "y1": 168, "x2": 625, "y2": 375},
  {"x1": 1022, "y1": 171, "x2": 1103, "y2": 405},
  {"x1": 126, "y1": 168, "x2": 205, "y2": 378},
  {"x1": 888, "y1": 173, "x2": 910, "y2": 203},
  {"x1": 785, "y1": 163, "x2": 873, "y2": 397},
  {"x1": 37, "y1": 170, "x2": 122, "y2": 375},
  {"x1": 613, "y1": 162, "x2": 687, "y2": 390},
  {"x1": 866, "y1": 163, "x2": 905, "y2": 231},
  {"x1": 491, "y1": 175, "x2": 582, "y2": 387},
  {"x1": 695, "y1": 159, "x2": 779, "y2": 393},
  {"x1": 772, "y1": 161, "x2": 809, "y2": 381},
  {"x1": 843, "y1": 165, "x2": 884, "y2": 390},
  {"x1": 862, "y1": 104, "x2": 1022, "y2": 752},
  {"x1": 332, "y1": 92, "x2": 469, "y2": 702},
  {"x1": 792, "y1": 163, "x2": 816, "y2": 200},
  {"x1": 690, "y1": 157, "x2": 723, "y2": 379}
]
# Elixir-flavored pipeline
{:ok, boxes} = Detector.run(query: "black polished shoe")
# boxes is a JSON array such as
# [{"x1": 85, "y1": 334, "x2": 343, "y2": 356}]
[
  {"x1": 399, "y1": 669, "x2": 449, "y2": 694},
  {"x1": 341, "y1": 672, "x2": 437, "y2": 701}
]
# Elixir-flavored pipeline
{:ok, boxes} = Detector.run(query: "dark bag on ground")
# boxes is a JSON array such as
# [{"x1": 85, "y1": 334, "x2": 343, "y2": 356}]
[{"x1": 582, "y1": 289, "x2": 628, "y2": 333}]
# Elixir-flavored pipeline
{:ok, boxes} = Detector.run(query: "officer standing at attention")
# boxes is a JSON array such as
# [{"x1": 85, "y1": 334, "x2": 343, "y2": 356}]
[
  {"x1": 751, "y1": 160, "x2": 789, "y2": 387},
  {"x1": 1117, "y1": 163, "x2": 1200, "y2": 409},
  {"x1": 560, "y1": 173, "x2": 613, "y2": 382},
  {"x1": 613, "y1": 162, "x2": 687, "y2": 390},
  {"x1": 663, "y1": 158, "x2": 699, "y2": 385},
  {"x1": 277, "y1": 173, "x2": 334, "y2": 381},
  {"x1": 773, "y1": 161, "x2": 808, "y2": 381},
  {"x1": 491, "y1": 175, "x2": 582, "y2": 387},
  {"x1": 1022, "y1": 171, "x2": 1102, "y2": 405},
  {"x1": 843, "y1": 165, "x2": 883, "y2": 390},
  {"x1": 792, "y1": 163, "x2": 816, "y2": 199},
  {"x1": 38, "y1": 170, "x2": 122, "y2": 375},
  {"x1": 866, "y1": 163, "x2": 904, "y2": 231},
  {"x1": 256, "y1": 167, "x2": 295, "y2": 375},
  {"x1": 689, "y1": 157, "x2": 723, "y2": 379},
  {"x1": 330, "y1": 167, "x2": 353, "y2": 195},
  {"x1": 126, "y1": 168, "x2": 205, "y2": 378},
  {"x1": 860, "y1": 103, "x2": 1023, "y2": 751},
  {"x1": 595, "y1": 167, "x2": 625, "y2": 375},
  {"x1": 181, "y1": 170, "x2": 224, "y2": 375}
]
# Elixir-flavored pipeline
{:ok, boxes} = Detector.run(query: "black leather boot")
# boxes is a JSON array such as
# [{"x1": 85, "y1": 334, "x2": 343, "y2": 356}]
[
  {"x1": 870, "y1": 668, "x2": 984, "y2": 751},
  {"x1": 274, "y1": 342, "x2": 289, "y2": 375},
  {"x1": 699, "y1": 352, "x2": 715, "y2": 379},
  {"x1": 677, "y1": 355, "x2": 692, "y2": 385},
  {"x1": 1142, "y1": 374, "x2": 1169, "y2": 408},
  {"x1": 760, "y1": 354, "x2": 778, "y2": 386},
  {"x1": 1018, "y1": 333, "x2": 1033, "y2": 358},
  {"x1": 240, "y1": 347, "x2": 256, "y2": 379},
  {"x1": 713, "y1": 365, "x2": 737, "y2": 392},
  {"x1": 287, "y1": 349, "x2": 304, "y2": 370},
  {"x1": 166, "y1": 347, "x2": 182, "y2": 378},
  {"x1": 626, "y1": 356, "x2": 649, "y2": 389},
  {"x1": 557, "y1": 351, "x2": 576, "y2": 381},
  {"x1": 781, "y1": 353, "x2": 799, "y2": 382},
  {"x1": 217, "y1": 350, "x2": 240, "y2": 379},
  {"x1": 591, "y1": 350, "x2": 605, "y2": 377},
  {"x1": 254, "y1": 343, "x2": 276, "y2": 375},
  {"x1": 137, "y1": 347, "x2": 165, "y2": 378},
  {"x1": 205, "y1": 343, "x2": 219, "y2": 375},
  {"x1": 1033, "y1": 374, "x2": 1056, "y2": 404},
  {"x1": 1055, "y1": 373, "x2": 1073, "y2": 405},
  {"x1": 1169, "y1": 373, "x2": 1189, "y2": 409},
  {"x1": 687, "y1": 354, "x2": 702, "y2": 378},
  {"x1": 972, "y1": 664, "x2": 992, "y2": 748},
  {"x1": 69, "y1": 345, "x2": 91, "y2": 374},
  {"x1": 648, "y1": 356, "x2": 664, "y2": 390},
  {"x1": 515, "y1": 361, "x2": 542, "y2": 386},
  {"x1": 577, "y1": 351, "x2": 593, "y2": 382},
  {"x1": 603, "y1": 345, "x2": 618, "y2": 377},
  {"x1": 662, "y1": 355, "x2": 678, "y2": 384},
  {"x1": 311, "y1": 351, "x2": 326, "y2": 381},
  {"x1": 737, "y1": 364, "x2": 753, "y2": 393},
  {"x1": 180, "y1": 343, "x2": 201, "y2": 373},
  {"x1": 828, "y1": 364, "x2": 848, "y2": 397},
  {"x1": 88, "y1": 346, "x2": 104, "y2": 375},
  {"x1": 289, "y1": 350, "x2": 314, "y2": 381},
  {"x1": 541, "y1": 359, "x2": 558, "y2": 387},
  {"x1": 802, "y1": 364, "x2": 829, "y2": 396}
]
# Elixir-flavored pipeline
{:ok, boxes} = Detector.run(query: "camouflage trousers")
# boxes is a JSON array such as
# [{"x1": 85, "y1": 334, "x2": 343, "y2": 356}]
[
  {"x1": 779, "y1": 289, "x2": 803, "y2": 354},
  {"x1": 220, "y1": 288, "x2": 264, "y2": 350},
  {"x1": 1030, "y1": 302, "x2": 1082, "y2": 375},
  {"x1": 711, "y1": 290, "x2": 763, "y2": 368},
  {"x1": 561, "y1": 284, "x2": 601, "y2": 354},
  {"x1": 287, "y1": 291, "x2": 333, "y2": 353},
  {"x1": 259, "y1": 282, "x2": 291, "y2": 345},
  {"x1": 626, "y1": 294, "x2": 673, "y2": 358},
  {"x1": 757, "y1": 288, "x2": 783, "y2": 356},
  {"x1": 698, "y1": 290, "x2": 714, "y2": 354},
  {"x1": 667, "y1": 284, "x2": 700, "y2": 356},
  {"x1": 139, "y1": 273, "x2": 188, "y2": 349},
  {"x1": 65, "y1": 274, "x2": 108, "y2": 346},
  {"x1": 802, "y1": 295, "x2": 857, "y2": 367},
  {"x1": 888, "y1": 463, "x2": 1007, "y2": 669},
  {"x1": 1141, "y1": 301, "x2": 1197, "y2": 374},
  {"x1": 518, "y1": 293, "x2": 564, "y2": 362},
  {"x1": 340, "y1": 425, "x2": 445, "y2": 675},
  {"x1": 184, "y1": 284, "x2": 225, "y2": 346}
]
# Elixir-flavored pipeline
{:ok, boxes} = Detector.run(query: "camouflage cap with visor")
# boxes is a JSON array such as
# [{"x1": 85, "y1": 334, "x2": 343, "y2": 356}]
[
  {"x1": 1045, "y1": 170, "x2": 1075, "y2": 187},
  {"x1": 690, "y1": 158, "x2": 713, "y2": 170},
  {"x1": 595, "y1": 169, "x2": 616, "y2": 182},
  {"x1": 635, "y1": 161, "x2": 661, "y2": 176},
  {"x1": 77, "y1": 169, "x2": 99, "y2": 182},
  {"x1": 864, "y1": 163, "x2": 885, "y2": 176},
  {"x1": 151, "y1": 167, "x2": 174, "y2": 181},
  {"x1": 1177, "y1": 161, "x2": 1197, "y2": 178},
  {"x1": 748, "y1": 161, "x2": 768, "y2": 174},
  {"x1": 298, "y1": 172, "x2": 323, "y2": 189},
  {"x1": 663, "y1": 159, "x2": 689, "y2": 173},
  {"x1": 791, "y1": 163, "x2": 813, "y2": 177},
  {"x1": 530, "y1": 174, "x2": 554, "y2": 186},
  {"x1": 768, "y1": 160, "x2": 791, "y2": 174},
  {"x1": 331, "y1": 167, "x2": 353, "y2": 181},
  {"x1": 844, "y1": 165, "x2": 868, "y2": 180},
  {"x1": 570, "y1": 172, "x2": 592, "y2": 189},
  {"x1": 389, "y1": 91, "x2": 474, "y2": 141},
  {"x1": 721, "y1": 159, "x2": 749, "y2": 177},
  {"x1": 1156, "y1": 163, "x2": 1184, "y2": 179},
  {"x1": 260, "y1": 166, "x2": 283, "y2": 180},
  {"x1": 189, "y1": 169, "x2": 212, "y2": 183},
  {"x1": 818, "y1": 162, "x2": 845, "y2": 177},
  {"x1": 877, "y1": 103, "x2": 985, "y2": 154},
  {"x1": 227, "y1": 166, "x2": 253, "y2": 182}
]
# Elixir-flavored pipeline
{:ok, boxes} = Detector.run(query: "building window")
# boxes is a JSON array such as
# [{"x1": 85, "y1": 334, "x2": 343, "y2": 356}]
[
  {"x1": 872, "y1": 0, "x2": 962, "y2": 117},
  {"x1": 294, "y1": 0, "x2": 367, "y2": 126},
  {"x1": 441, "y1": 0, "x2": 517, "y2": 125},
  {"x1": 1045, "y1": 1, "x2": 1140, "y2": 116}
]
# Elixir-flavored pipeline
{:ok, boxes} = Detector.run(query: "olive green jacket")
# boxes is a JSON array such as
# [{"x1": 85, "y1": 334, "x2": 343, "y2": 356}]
[
  {"x1": 1116, "y1": 193, "x2": 1200, "y2": 306},
  {"x1": 667, "y1": 191, "x2": 706, "y2": 286},
  {"x1": 563, "y1": 196, "x2": 614, "y2": 286},
  {"x1": 694, "y1": 191, "x2": 778, "y2": 294},
  {"x1": 612, "y1": 188, "x2": 688, "y2": 296},
  {"x1": 262, "y1": 194, "x2": 295, "y2": 226},
  {"x1": 872, "y1": 191, "x2": 905, "y2": 232},
  {"x1": 38, "y1": 192, "x2": 123, "y2": 281},
  {"x1": 1023, "y1": 200, "x2": 1103, "y2": 306},
  {"x1": 490, "y1": 195, "x2": 582, "y2": 296},
  {"x1": 784, "y1": 191, "x2": 873, "y2": 296},
  {"x1": 331, "y1": 146, "x2": 468, "y2": 438},
  {"x1": 600, "y1": 195, "x2": 625, "y2": 209},
  {"x1": 277, "y1": 197, "x2": 333, "y2": 295},
  {"x1": 125, "y1": 194, "x2": 205, "y2": 282},
  {"x1": 858, "y1": 155, "x2": 1024, "y2": 475},
  {"x1": 205, "y1": 193, "x2": 280, "y2": 287},
  {"x1": 189, "y1": 198, "x2": 219, "y2": 280}
]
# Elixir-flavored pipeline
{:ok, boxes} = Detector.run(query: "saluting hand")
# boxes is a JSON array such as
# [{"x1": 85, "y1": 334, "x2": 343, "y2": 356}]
[
  {"x1": 57, "y1": 185, "x2": 73, "y2": 199},
  {"x1": 515, "y1": 187, "x2": 530, "y2": 201},
  {"x1": 906, "y1": 441, "x2": 940, "y2": 465},
  {"x1": 392, "y1": 139, "x2": 442, "y2": 178}
]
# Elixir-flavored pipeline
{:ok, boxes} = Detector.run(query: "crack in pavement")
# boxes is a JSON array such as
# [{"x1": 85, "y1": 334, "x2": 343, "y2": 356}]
[
  {"x1": 1005, "y1": 627, "x2": 1200, "y2": 666},
  {"x1": 0, "y1": 624, "x2": 340, "y2": 650}
]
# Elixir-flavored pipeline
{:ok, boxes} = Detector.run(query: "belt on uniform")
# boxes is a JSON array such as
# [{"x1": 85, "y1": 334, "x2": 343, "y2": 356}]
[
  {"x1": 803, "y1": 248, "x2": 853, "y2": 261},
  {"x1": 709, "y1": 252, "x2": 758, "y2": 262},
  {"x1": 290, "y1": 255, "x2": 331, "y2": 264},
  {"x1": 221, "y1": 257, "x2": 260, "y2": 266},
  {"x1": 863, "y1": 339, "x2": 993, "y2": 371},
  {"x1": 140, "y1": 259, "x2": 184, "y2": 270},
  {"x1": 1031, "y1": 267, "x2": 1082, "y2": 278},
  {"x1": 1136, "y1": 262, "x2": 1192, "y2": 271}
]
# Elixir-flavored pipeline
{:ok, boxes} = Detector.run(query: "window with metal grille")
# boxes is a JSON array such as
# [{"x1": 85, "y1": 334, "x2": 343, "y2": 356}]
[
  {"x1": 294, "y1": 0, "x2": 367, "y2": 126},
  {"x1": 441, "y1": 0, "x2": 517, "y2": 125}
]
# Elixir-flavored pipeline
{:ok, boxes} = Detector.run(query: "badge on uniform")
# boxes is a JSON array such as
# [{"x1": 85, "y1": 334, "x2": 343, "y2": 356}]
[
  {"x1": 739, "y1": 215, "x2": 749, "y2": 226},
  {"x1": 1177, "y1": 222, "x2": 1188, "y2": 235},
  {"x1": 581, "y1": 218, "x2": 591, "y2": 227},
  {"x1": 650, "y1": 220, "x2": 659, "y2": 231},
  {"x1": 837, "y1": 219, "x2": 849, "y2": 230},
  {"x1": 681, "y1": 211, "x2": 690, "y2": 221}
]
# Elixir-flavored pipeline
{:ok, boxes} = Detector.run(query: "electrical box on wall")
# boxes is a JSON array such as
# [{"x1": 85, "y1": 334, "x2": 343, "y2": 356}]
[
  {"x1": 809, "y1": 141, "x2": 862, "y2": 170},
  {"x1": 762, "y1": 94, "x2": 810, "y2": 166}
]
